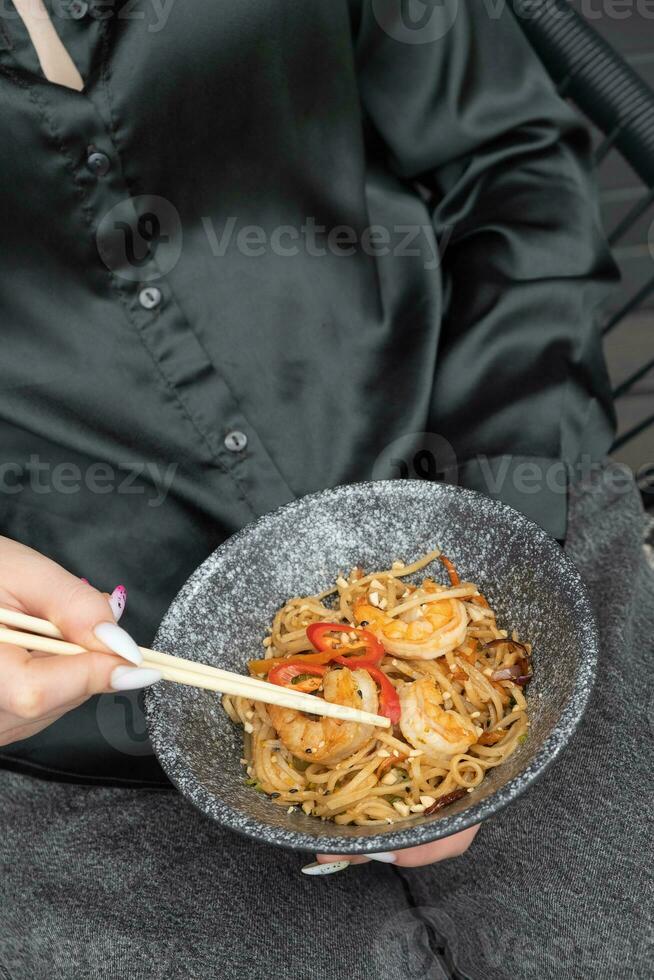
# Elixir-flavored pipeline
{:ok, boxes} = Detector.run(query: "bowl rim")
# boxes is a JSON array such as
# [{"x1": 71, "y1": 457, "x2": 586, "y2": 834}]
[{"x1": 146, "y1": 479, "x2": 599, "y2": 853}]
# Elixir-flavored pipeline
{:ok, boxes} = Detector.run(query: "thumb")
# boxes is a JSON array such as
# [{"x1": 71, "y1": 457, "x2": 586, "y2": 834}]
[{"x1": 0, "y1": 537, "x2": 142, "y2": 665}]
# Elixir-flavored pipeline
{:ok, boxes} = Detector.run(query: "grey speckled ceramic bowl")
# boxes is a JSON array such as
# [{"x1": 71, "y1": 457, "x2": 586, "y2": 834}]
[{"x1": 145, "y1": 480, "x2": 597, "y2": 853}]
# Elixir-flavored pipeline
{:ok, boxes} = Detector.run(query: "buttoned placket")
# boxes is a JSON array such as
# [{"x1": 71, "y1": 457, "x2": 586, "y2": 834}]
[{"x1": 0, "y1": 2, "x2": 296, "y2": 523}]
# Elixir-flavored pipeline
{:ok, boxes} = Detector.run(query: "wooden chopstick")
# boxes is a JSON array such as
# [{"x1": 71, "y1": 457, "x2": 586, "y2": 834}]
[{"x1": 0, "y1": 610, "x2": 390, "y2": 729}]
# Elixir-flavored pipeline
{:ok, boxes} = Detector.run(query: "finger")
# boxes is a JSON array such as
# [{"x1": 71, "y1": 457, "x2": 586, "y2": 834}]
[
  {"x1": 316, "y1": 824, "x2": 480, "y2": 869},
  {"x1": 0, "y1": 642, "x2": 161, "y2": 720},
  {"x1": 315, "y1": 854, "x2": 371, "y2": 867},
  {"x1": 0, "y1": 538, "x2": 140, "y2": 664},
  {"x1": 108, "y1": 585, "x2": 127, "y2": 622},
  {"x1": 0, "y1": 696, "x2": 88, "y2": 743}
]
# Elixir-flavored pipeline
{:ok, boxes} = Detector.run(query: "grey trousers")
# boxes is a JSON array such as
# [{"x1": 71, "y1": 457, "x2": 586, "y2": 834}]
[{"x1": 1, "y1": 465, "x2": 653, "y2": 980}]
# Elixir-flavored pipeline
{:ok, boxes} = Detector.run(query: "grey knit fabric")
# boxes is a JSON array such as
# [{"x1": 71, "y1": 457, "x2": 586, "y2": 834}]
[{"x1": 1, "y1": 465, "x2": 652, "y2": 980}]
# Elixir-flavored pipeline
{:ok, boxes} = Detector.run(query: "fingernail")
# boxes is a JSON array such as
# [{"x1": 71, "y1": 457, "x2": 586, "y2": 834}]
[
  {"x1": 109, "y1": 585, "x2": 127, "y2": 622},
  {"x1": 368, "y1": 852, "x2": 397, "y2": 863},
  {"x1": 110, "y1": 666, "x2": 162, "y2": 691},
  {"x1": 94, "y1": 622, "x2": 142, "y2": 666},
  {"x1": 301, "y1": 861, "x2": 350, "y2": 876}
]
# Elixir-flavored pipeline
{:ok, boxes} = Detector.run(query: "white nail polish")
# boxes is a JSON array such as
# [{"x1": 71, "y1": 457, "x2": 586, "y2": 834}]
[
  {"x1": 110, "y1": 666, "x2": 162, "y2": 691},
  {"x1": 109, "y1": 586, "x2": 127, "y2": 622},
  {"x1": 301, "y1": 861, "x2": 350, "y2": 876},
  {"x1": 368, "y1": 852, "x2": 397, "y2": 863},
  {"x1": 94, "y1": 622, "x2": 142, "y2": 665}
]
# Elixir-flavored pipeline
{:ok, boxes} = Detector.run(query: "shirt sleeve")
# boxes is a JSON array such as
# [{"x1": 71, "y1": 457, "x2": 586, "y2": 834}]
[{"x1": 352, "y1": 1, "x2": 618, "y2": 539}]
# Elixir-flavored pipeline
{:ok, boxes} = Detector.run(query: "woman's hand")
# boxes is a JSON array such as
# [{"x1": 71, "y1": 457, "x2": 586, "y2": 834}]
[
  {"x1": 302, "y1": 824, "x2": 480, "y2": 874},
  {"x1": 0, "y1": 536, "x2": 160, "y2": 748}
]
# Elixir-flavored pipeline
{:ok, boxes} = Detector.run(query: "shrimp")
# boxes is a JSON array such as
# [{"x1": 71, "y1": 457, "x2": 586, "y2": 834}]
[
  {"x1": 353, "y1": 593, "x2": 468, "y2": 660},
  {"x1": 398, "y1": 677, "x2": 478, "y2": 758},
  {"x1": 267, "y1": 667, "x2": 378, "y2": 765}
]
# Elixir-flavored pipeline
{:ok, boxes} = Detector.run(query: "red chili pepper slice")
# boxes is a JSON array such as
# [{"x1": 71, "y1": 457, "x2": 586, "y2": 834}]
[
  {"x1": 267, "y1": 660, "x2": 327, "y2": 692},
  {"x1": 306, "y1": 622, "x2": 384, "y2": 667},
  {"x1": 305, "y1": 622, "x2": 400, "y2": 723},
  {"x1": 364, "y1": 664, "x2": 401, "y2": 725}
]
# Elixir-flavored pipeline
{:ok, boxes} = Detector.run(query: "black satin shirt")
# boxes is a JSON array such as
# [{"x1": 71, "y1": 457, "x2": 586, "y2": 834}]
[{"x1": 0, "y1": 1, "x2": 616, "y2": 782}]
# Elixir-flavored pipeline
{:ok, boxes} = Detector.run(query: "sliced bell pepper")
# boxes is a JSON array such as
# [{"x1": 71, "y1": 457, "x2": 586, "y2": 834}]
[
  {"x1": 267, "y1": 660, "x2": 327, "y2": 692},
  {"x1": 248, "y1": 649, "x2": 336, "y2": 675}
]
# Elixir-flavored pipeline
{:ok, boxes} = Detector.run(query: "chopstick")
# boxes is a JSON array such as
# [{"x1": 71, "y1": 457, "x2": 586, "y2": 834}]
[{"x1": 0, "y1": 608, "x2": 390, "y2": 729}]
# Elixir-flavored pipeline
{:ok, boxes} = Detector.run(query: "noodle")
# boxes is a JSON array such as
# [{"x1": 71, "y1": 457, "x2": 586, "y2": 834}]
[{"x1": 224, "y1": 550, "x2": 532, "y2": 826}]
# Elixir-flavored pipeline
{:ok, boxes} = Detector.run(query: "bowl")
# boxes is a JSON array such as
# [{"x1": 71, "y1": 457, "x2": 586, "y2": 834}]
[{"x1": 145, "y1": 480, "x2": 598, "y2": 853}]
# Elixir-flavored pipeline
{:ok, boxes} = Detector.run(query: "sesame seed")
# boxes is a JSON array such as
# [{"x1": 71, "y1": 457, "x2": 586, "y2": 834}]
[
  {"x1": 377, "y1": 749, "x2": 391, "y2": 758},
  {"x1": 243, "y1": 722, "x2": 254, "y2": 734},
  {"x1": 369, "y1": 591, "x2": 380, "y2": 607},
  {"x1": 470, "y1": 711, "x2": 481, "y2": 719},
  {"x1": 420, "y1": 795, "x2": 436, "y2": 807}
]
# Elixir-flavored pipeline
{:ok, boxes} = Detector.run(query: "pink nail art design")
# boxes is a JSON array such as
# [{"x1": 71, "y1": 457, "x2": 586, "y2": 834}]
[{"x1": 109, "y1": 585, "x2": 127, "y2": 622}]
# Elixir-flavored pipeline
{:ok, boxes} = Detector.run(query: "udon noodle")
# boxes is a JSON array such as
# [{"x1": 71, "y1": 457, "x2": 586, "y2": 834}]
[{"x1": 223, "y1": 549, "x2": 532, "y2": 826}]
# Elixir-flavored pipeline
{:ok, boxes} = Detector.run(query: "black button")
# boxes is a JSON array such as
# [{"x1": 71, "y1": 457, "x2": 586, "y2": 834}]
[
  {"x1": 87, "y1": 151, "x2": 110, "y2": 176},
  {"x1": 224, "y1": 430, "x2": 248, "y2": 453},
  {"x1": 68, "y1": 0, "x2": 89, "y2": 19}
]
